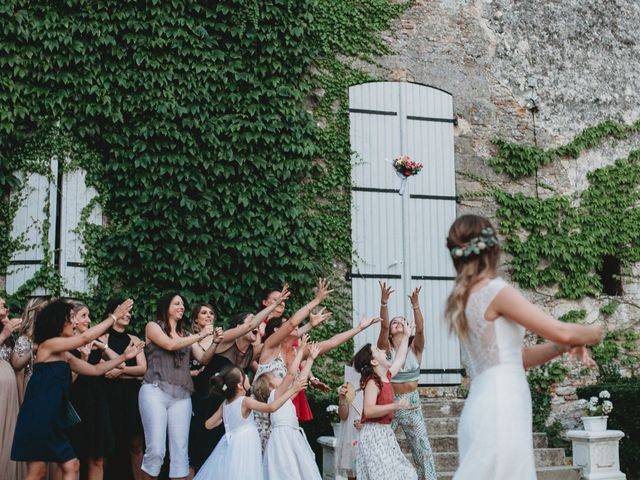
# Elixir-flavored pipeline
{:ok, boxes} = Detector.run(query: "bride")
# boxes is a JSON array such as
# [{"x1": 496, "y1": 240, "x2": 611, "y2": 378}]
[{"x1": 445, "y1": 214, "x2": 602, "y2": 479}]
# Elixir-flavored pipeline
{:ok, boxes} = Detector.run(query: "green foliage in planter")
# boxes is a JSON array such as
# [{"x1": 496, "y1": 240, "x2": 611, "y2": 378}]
[
  {"x1": 578, "y1": 379, "x2": 640, "y2": 480},
  {"x1": 0, "y1": 1, "x2": 408, "y2": 393}
]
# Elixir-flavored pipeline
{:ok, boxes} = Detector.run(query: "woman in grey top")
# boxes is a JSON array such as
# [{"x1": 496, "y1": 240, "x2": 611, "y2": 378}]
[{"x1": 140, "y1": 292, "x2": 221, "y2": 480}]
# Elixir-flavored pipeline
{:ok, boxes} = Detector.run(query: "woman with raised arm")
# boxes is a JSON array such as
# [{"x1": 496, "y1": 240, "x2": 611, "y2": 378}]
[
  {"x1": 11, "y1": 297, "x2": 49, "y2": 403},
  {"x1": 139, "y1": 292, "x2": 221, "y2": 480},
  {"x1": 68, "y1": 301, "x2": 122, "y2": 480},
  {"x1": 354, "y1": 318, "x2": 417, "y2": 480},
  {"x1": 11, "y1": 298, "x2": 143, "y2": 480},
  {"x1": 189, "y1": 287, "x2": 290, "y2": 475},
  {"x1": 1, "y1": 296, "x2": 26, "y2": 480},
  {"x1": 445, "y1": 215, "x2": 602, "y2": 480},
  {"x1": 258, "y1": 283, "x2": 329, "y2": 424},
  {"x1": 375, "y1": 283, "x2": 437, "y2": 480},
  {"x1": 100, "y1": 298, "x2": 147, "y2": 480}
]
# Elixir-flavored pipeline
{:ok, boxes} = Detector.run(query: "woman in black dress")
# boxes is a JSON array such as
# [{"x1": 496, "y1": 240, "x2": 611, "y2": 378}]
[
  {"x1": 11, "y1": 299, "x2": 143, "y2": 480},
  {"x1": 100, "y1": 298, "x2": 146, "y2": 480},
  {"x1": 68, "y1": 301, "x2": 116, "y2": 480}
]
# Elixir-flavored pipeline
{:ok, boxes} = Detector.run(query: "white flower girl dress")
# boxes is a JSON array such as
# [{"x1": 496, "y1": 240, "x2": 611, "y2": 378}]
[
  {"x1": 263, "y1": 390, "x2": 321, "y2": 480},
  {"x1": 454, "y1": 277, "x2": 536, "y2": 479},
  {"x1": 194, "y1": 395, "x2": 263, "y2": 480}
]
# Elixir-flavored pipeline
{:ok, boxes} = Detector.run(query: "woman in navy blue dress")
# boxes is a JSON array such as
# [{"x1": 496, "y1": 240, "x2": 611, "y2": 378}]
[{"x1": 11, "y1": 299, "x2": 143, "y2": 480}]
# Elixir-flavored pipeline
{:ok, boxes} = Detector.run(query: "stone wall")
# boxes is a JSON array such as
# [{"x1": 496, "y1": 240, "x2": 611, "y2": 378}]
[{"x1": 359, "y1": 0, "x2": 640, "y2": 429}]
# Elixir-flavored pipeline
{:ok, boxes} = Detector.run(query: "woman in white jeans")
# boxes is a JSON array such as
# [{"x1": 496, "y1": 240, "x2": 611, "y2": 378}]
[{"x1": 140, "y1": 293, "x2": 221, "y2": 480}]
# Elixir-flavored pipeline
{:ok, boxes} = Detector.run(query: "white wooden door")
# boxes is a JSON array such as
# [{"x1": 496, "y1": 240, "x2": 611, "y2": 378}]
[{"x1": 349, "y1": 81, "x2": 460, "y2": 384}]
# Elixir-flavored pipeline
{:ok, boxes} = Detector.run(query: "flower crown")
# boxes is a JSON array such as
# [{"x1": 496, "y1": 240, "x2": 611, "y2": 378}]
[{"x1": 450, "y1": 228, "x2": 499, "y2": 259}]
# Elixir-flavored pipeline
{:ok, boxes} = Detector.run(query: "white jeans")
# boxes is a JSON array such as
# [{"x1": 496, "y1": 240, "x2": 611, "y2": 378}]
[{"x1": 139, "y1": 383, "x2": 192, "y2": 478}]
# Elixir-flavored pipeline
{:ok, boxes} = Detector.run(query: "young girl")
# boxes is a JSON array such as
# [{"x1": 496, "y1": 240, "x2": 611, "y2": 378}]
[
  {"x1": 376, "y1": 284, "x2": 437, "y2": 480},
  {"x1": 445, "y1": 214, "x2": 602, "y2": 479},
  {"x1": 335, "y1": 366, "x2": 363, "y2": 480},
  {"x1": 353, "y1": 318, "x2": 417, "y2": 480},
  {"x1": 256, "y1": 336, "x2": 322, "y2": 480},
  {"x1": 193, "y1": 365, "x2": 306, "y2": 480}
]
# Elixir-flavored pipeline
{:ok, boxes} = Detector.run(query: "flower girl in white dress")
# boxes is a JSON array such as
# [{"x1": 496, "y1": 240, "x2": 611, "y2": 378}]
[
  {"x1": 445, "y1": 215, "x2": 603, "y2": 480},
  {"x1": 194, "y1": 364, "x2": 306, "y2": 480},
  {"x1": 254, "y1": 336, "x2": 322, "y2": 480}
]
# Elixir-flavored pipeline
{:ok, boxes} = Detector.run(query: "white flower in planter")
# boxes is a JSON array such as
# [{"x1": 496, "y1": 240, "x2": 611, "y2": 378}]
[
  {"x1": 599, "y1": 390, "x2": 611, "y2": 399},
  {"x1": 602, "y1": 400, "x2": 613, "y2": 414}
]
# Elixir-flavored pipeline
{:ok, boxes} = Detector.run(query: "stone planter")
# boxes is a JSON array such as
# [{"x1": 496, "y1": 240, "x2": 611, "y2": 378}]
[
  {"x1": 582, "y1": 415, "x2": 608, "y2": 432},
  {"x1": 332, "y1": 422, "x2": 342, "y2": 438}
]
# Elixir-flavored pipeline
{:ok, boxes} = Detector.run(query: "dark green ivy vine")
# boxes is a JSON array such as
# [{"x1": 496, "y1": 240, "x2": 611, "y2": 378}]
[{"x1": 0, "y1": 0, "x2": 409, "y2": 387}]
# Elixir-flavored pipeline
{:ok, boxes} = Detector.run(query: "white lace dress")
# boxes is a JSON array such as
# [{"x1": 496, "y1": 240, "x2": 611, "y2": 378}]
[
  {"x1": 454, "y1": 277, "x2": 535, "y2": 480},
  {"x1": 194, "y1": 396, "x2": 263, "y2": 480}
]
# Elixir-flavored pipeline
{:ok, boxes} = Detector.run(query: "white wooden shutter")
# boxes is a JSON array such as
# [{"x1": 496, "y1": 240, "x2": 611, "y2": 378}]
[
  {"x1": 6, "y1": 159, "x2": 58, "y2": 295},
  {"x1": 6, "y1": 159, "x2": 101, "y2": 296},
  {"x1": 59, "y1": 168, "x2": 102, "y2": 295},
  {"x1": 349, "y1": 81, "x2": 461, "y2": 384}
]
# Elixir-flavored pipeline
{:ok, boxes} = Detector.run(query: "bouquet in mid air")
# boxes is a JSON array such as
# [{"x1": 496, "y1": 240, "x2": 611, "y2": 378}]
[{"x1": 392, "y1": 155, "x2": 423, "y2": 195}]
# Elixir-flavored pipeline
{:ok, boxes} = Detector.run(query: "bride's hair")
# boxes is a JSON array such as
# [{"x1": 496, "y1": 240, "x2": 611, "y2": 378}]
[{"x1": 445, "y1": 215, "x2": 500, "y2": 341}]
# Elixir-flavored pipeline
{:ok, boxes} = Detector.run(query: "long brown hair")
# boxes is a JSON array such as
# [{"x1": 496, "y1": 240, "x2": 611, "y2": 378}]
[
  {"x1": 445, "y1": 215, "x2": 500, "y2": 341},
  {"x1": 190, "y1": 303, "x2": 216, "y2": 334}
]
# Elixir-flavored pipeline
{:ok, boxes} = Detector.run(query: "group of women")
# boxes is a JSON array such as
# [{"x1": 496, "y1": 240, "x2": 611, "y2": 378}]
[
  {"x1": 0, "y1": 214, "x2": 606, "y2": 480},
  {"x1": 0, "y1": 278, "x2": 384, "y2": 480}
]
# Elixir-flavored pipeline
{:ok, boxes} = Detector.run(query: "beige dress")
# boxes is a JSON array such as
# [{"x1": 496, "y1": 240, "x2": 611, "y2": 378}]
[{"x1": 0, "y1": 343, "x2": 26, "y2": 480}]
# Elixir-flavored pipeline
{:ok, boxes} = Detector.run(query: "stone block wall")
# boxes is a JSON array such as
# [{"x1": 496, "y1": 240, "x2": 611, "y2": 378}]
[{"x1": 361, "y1": 0, "x2": 640, "y2": 429}]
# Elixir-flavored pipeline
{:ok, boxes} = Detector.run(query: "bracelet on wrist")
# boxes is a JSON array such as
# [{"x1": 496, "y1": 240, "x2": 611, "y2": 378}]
[
  {"x1": 109, "y1": 314, "x2": 117, "y2": 324},
  {"x1": 412, "y1": 305, "x2": 420, "y2": 310},
  {"x1": 380, "y1": 303, "x2": 388, "y2": 307}
]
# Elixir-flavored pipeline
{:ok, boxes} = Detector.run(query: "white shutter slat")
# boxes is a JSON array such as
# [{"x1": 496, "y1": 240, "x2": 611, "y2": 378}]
[
  {"x1": 59, "y1": 167, "x2": 102, "y2": 294},
  {"x1": 6, "y1": 159, "x2": 58, "y2": 295}
]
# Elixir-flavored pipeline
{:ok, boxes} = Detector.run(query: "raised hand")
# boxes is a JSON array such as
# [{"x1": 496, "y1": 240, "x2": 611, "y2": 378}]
[
  {"x1": 124, "y1": 341, "x2": 145, "y2": 360},
  {"x1": 314, "y1": 278, "x2": 333, "y2": 302},
  {"x1": 358, "y1": 316, "x2": 382, "y2": 331},
  {"x1": 200, "y1": 324, "x2": 214, "y2": 338},
  {"x1": 276, "y1": 284, "x2": 291, "y2": 303},
  {"x1": 293, "y1": 377, "x2": 308, "y2": 393},
  {"x1": 310, "y1": 307, "x2": 332, "y2": 327},
  {"x1": 379, "y1": 281, "x2": 394, "y2": 304},
  {"x1": 310, "y1": 377, "x2": 330, "y2": 392},
  {"x1": 409, "y1": 286, "x2": 422, "y2": 307},
  {"x1": 78, "y1": 342, "x2": 93, "y2": 359},
  {"x1": 212, "y1": 327, "x2": 224, "y2": 344},
  {"x1": 308, "y1": 342, "x2": 321, "y2": 360},
  {"x1": 299, "y1": 333, "x2": 310, "y2": 350},
  {"x1": 112, "y1": 299, "x2": 134, "y2": 321},
  {"x1": 1, "y1": 317, "x2": 21, "y2": 335},
  {"x1": 399, "y1": 318, "x2": 411, "y2": 337}
]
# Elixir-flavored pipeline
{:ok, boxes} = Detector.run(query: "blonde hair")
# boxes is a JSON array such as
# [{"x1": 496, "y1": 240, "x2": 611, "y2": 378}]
[
  {"x1": 445, "y1": 215, "x2": 500, "y2": 341},
  {"x1": 252, "y1": 372, "x2": 274, "y2": 403},
  {"x1": 19, "y1": 297, "x2": 50, "y2": 339}
]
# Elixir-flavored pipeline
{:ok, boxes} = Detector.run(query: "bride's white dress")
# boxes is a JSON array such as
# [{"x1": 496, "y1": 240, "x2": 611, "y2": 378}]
[{"x1": 454, "y1": 277, "x2": 536, "y2": 480}]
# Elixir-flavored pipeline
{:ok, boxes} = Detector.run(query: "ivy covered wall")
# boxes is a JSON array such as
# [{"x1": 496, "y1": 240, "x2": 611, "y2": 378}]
[{"x1": 0, "y1": 0, "x2": 409, "y2": 384}]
